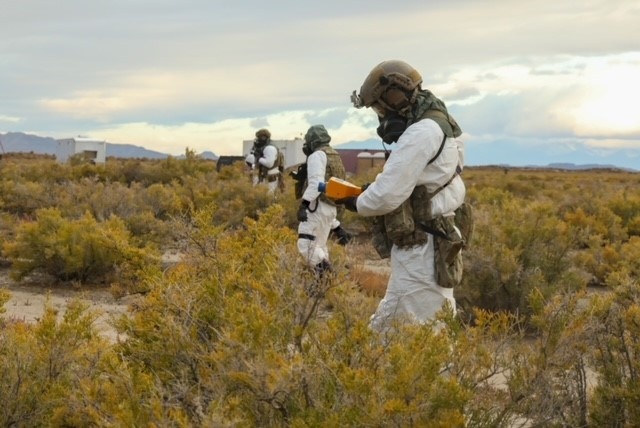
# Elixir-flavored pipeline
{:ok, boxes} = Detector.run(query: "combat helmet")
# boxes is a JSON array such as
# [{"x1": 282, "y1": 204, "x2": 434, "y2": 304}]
[
  {"x1": 351, "y1": 60, "x2": 423, "y2": 116},
  {"x1": 255, "y1": 128, "x2": 271, "y2": 146}
]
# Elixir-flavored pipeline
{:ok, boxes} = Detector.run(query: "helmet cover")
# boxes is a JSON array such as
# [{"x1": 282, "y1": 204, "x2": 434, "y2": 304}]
[
  {"x1": 353, "y1": 60, "x2": 422, "y2": 112},
  {"x1": 303, "y1": 124, "x2": 331, "y2": 153}
]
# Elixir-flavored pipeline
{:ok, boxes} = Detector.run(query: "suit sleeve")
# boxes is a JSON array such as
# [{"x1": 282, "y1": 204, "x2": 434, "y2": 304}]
[
  {"x1": 301, "y1": 150, "x2": 327, "y2": 202},
  {"x1": 356, "y1": 120, "x2": 444, "y2": 217},
  {"x1": 258, "y1": 145, "x2": 278, "y2": 169}
]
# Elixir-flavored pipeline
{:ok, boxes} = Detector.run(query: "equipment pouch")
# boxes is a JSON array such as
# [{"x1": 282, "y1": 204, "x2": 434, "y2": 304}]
[
  {"x1": 425, "y1": 216, "x2": 464, "y2": 288},
  {"x1": 454, "y1": 202, "x2": 474, "y2": 248},
  {"x1": 371, "y1": 216, "x2": 392, "y2": 259},
  {"x1": 410, "y1": 185, "x2": 433, "y2": 223},
  {"x1": 383, "y1": 198, "x2": 415, "y2": 243}
]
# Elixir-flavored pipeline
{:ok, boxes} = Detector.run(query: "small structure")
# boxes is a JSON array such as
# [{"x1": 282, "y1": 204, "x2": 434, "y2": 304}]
[
  {"x1": 216, "y1": 155, "x2": 246, "y2": 172},
  {"x1": 335, "y1": 148, "x2": 389, "y2": 175},
  {"x1": 356, "y1": 151, "x2": 386, "y2": 176},
  {"x1": 56, "y1": 137, "x2": 106, "y2": 164}
]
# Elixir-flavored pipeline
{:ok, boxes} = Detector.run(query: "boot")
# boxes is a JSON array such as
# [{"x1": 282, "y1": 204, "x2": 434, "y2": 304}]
[
  {"x1": 331, "y1": 226, "x2": 352, "y2": 246},
  {"x1": 306, "y1": 260, "x2": 332, "y2": 298},
  {"x1": 314, "y1": 259, "x2": 332, "y2": 278}
]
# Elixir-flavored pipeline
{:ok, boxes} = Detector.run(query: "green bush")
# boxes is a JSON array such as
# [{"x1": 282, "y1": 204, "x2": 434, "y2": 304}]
[
  {"x1": 0, "y1": 299, "x2": 110, "y2": 427},
  {"x1": 3, "y1": 208, "x2": 160, "y2": 288},
  {"x1": 3, "y1": 162, "x2": 640, "y2": 425}
]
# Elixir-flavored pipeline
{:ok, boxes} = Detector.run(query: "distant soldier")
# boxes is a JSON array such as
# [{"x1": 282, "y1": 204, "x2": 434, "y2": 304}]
[
  {"x1": 296, "y1": 125, "x2": 347, "y2": 282},
  {"x1": 247, "y1": 128, "x2": 284, "y2": 194}
]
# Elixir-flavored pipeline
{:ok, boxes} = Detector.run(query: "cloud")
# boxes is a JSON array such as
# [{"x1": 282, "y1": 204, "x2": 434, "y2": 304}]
[
  {"x1": 0, "y1": 115, "x2": 21, "y2": 124},
  {"x1": 2, "y1": 0, "x2": 640, "y2": 166}
]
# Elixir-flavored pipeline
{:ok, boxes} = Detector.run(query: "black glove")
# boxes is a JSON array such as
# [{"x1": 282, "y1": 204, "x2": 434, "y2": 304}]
[
  {"x1": 335, "y1": 196, "x2": 358, "y2": 213},
  {"x1": 297, "y1": 200, "x2": 310, "y2": 222}
]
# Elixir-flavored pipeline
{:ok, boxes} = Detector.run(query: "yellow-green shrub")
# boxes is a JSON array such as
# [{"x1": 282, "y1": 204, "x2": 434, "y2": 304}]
[{"x1": 3, "y1": 208, "x2": 160, "y2": 287}]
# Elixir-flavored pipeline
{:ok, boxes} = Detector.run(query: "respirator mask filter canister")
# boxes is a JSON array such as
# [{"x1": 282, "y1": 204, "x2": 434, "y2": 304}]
[{"x1": 376, "y1": 111, "x2": 407, "y2": 144}]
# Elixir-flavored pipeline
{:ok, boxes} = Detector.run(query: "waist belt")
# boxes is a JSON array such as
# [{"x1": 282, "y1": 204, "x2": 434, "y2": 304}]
[{"x1": 298, "y1": 233, "x2": 315, "y2": 241}]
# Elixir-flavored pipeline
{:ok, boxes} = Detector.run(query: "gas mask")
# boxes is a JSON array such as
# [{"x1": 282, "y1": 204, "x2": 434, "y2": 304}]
[
  {"x1": 302, "y1": 142, "x2": 313, "y2": 156},
  {"x1": 255, "y1": 136, "x2": 268, "y2": 147},
  {"x1": 376, "y1": 111, "x2": 407, "y2": 144}
]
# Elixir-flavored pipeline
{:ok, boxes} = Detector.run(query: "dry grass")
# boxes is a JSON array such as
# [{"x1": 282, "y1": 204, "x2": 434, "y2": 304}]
[
  {"x1": 350, "y1": 264, "x2": 388, "y2": 298},
  {"x1": 343, "y1": 240, "x2": 390, "y2": 298}
]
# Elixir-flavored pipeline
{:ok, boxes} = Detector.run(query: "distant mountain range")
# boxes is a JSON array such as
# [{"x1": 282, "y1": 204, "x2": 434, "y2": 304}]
[
  {"x1": 335, "y1": 139, "x2": 639, "y2": 172},
  {"x1": 2, "y1": 132, "x2": 637, "y2": 172},
  {"x1": 0, "y1": 132, "x2": 218, "y2": 160}
]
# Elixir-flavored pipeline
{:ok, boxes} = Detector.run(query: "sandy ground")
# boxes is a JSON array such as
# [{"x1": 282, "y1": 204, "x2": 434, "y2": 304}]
[
  {"x1": 0, "y1": 247, "x2": 391, "y2": 343},
  {"x1": 0, "y1": 269, "x2": 133, "y2": 342}
]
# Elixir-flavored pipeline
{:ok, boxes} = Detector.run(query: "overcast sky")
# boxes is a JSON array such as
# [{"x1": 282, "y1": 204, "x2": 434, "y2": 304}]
[{"x1": 1, "y1": 0, "x2": 639, "y2": 166}]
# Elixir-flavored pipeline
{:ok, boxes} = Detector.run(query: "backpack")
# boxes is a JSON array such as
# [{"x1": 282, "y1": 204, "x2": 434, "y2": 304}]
[{"x1": 292, "y1": 162, "x2": 307, "y2": 200}]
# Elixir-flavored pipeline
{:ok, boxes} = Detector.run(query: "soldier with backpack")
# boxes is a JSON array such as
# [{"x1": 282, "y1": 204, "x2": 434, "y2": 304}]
[
  {"x1": 291, "y1": 155, "x2": 352, "y2": 247},
  {"x1": 296, "y1": 125, "x2": 347, "y2": 286},
  {"x1": 248, "y1": 128, "x2": 284, "y2": 194},
  {"x1": 337, "y1": 60, "x2": 472, "y2": 332}
]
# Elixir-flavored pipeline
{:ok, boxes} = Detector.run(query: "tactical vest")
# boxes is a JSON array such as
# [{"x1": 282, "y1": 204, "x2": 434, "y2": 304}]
[
  {"x1": 256, "y1": 143, "x2": 284, "y2": 184},
  {"x1": 370, "y1": 110, "x2": 472, "y2": 288},
  {"x1": 317, "y1": 145, "x2": 345, "y2": 206},
  {"x1": 372, "y1": 115, "x2": 461, "y2": 253}
]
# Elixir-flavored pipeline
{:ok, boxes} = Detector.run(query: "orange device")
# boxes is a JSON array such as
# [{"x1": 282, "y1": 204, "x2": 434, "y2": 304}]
[{"x1": 318, "y1": 177, "x2": 363, "y2": 200}]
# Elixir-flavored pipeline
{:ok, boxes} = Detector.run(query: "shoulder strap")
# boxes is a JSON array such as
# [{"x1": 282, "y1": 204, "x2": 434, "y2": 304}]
[{"x1": 427, "y1": 134, "x2": 447, "y2": 165}]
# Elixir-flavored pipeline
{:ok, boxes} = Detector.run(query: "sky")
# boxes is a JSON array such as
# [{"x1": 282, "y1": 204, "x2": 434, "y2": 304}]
[{"x1": 1, "y1": 0, "x2": 640, "y2": 167}]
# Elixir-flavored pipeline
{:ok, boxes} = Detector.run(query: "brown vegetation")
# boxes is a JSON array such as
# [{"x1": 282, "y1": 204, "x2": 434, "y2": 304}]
[{"x1": 1, "y1": 154, "x2": 639, "y2": 426}]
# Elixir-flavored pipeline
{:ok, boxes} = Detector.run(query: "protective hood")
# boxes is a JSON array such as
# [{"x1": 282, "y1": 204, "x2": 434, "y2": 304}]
[{"x1": 304, "y1": 124, "x2": 332, "y2": 153}]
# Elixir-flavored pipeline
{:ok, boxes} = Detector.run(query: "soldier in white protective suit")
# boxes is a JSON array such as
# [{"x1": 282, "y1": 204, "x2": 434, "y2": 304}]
[
  {"x1": 338, "y1": 60, "x2": 467, "y2": 332},
  {"x1": 246, "y1": 128, "x2": 283, "y2": 194},
  {"x1": 296, "y1": 125, "x2": 347, "y2": 282}
]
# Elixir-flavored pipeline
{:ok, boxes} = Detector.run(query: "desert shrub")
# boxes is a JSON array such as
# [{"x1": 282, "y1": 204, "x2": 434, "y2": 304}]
[
  {"x1": 205, "y1": 162, "x2": 280, "y2": 228},
  {"x1": 628, "y1": 215, "x2": 640, "y2": 237},
  {"x1": 572, "y1": 236, "x2": 640, "y2": 288},
  {"x1": 124, "y1": 211, "x2": 177, "y2": 246},
  {"x1": 0, "y1": 289, "x2": 8, "y2": 315},
  {"x1": 108, "y1": 205, "x2": 472, "y2": 426},
  {"x1": 3, "y1": 208, "x2": 160, "y2": 287},
  {"x1": 0, "y1": 157, "x2": 71, "y2": 183},
  {"x1": 586, "y1": 279, "x2": 640, "y2": 426},
  {"x1": 3, "y1": 164, "x2": 640, "y2": 425},
  {"x1": 581, "y1": 203, "x2": 627, "y2": 244},
  {"x1": 0, "y1": 179, "x2": 55, "y2": 216},
  {"x1": 456, "y1": 195, "x2": 584, "y2": 320},
  {"x1": 140, "y1": 182, "x2": 184, "y2": 219},
  {"x1": 0, "y1": 299, "x2": 110, "y2": 426},
  {"x1": 0, "y1": 212, "x2": 17, "y2": 255},
  {"x1": 608, "y1": 191, "x2": 640, "y2": 237}
]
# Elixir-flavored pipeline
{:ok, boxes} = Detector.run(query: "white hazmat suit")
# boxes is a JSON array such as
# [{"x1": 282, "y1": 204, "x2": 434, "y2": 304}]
[
  {"x1": 246, "y1": 145, "x2": 281, "y2": 193},
  {"x1": 355, "y1": 118, "x2": 465, "y2": 331},
  {"x1": 297, "y1": 149, "x2": 335, "y2": 268},
  {"x1": 257, "y1": 144, "x2": 281, "y2": 194}
]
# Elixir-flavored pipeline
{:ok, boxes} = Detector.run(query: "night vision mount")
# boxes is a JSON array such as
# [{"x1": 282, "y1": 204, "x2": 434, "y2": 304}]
[{"x1": 350, "y1": 90, "x2": 364, "y2": 109}]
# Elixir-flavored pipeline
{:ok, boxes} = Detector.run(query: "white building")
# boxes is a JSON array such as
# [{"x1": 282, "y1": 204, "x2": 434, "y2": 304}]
[
  {"x1": 242, "y1": 138, "x2": 306, "y2": 169},
  {"x1": 56, "y1": 137, "x2": 107, "y2": 164}
]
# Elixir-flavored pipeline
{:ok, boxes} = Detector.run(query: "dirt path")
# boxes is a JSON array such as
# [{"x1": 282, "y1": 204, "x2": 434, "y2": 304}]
[
  {"x1": 0, "y1": 251, "x2": 389, "y2": 342},
  {"x1": 1, "y1": 271, "x2": 131, "y2": 342}
]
